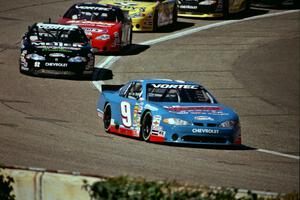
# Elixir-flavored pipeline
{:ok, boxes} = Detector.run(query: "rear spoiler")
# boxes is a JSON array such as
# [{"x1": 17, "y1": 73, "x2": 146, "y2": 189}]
[{"x1": 101, "y1": 84, "x2": 124, "y2": 91}]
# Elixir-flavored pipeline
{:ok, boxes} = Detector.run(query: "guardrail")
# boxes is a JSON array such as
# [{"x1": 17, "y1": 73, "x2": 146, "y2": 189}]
[{"x1": 1, "y1": 166, "x2": 104, "y2": 200}]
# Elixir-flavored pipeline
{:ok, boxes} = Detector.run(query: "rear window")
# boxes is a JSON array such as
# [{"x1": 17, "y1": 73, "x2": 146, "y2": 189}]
[
  {"x1": 28, "y1": 25, "x2": 88, "y2": 43},
  {"x1": 64, "y1": 5, "x2": 118, "y2": 22}
]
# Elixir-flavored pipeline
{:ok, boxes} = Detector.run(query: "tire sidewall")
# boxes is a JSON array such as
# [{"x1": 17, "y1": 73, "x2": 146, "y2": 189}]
[
  {"x1": 103, "y1": 103, "x2": 111, "y2": 132},
  {"x1": 141, "y1": 112, "x2": 152, "y2": 141}
]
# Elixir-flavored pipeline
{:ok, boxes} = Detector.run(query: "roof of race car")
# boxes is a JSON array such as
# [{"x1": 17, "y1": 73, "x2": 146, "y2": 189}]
[
  {"x1": 36, "y1": 23, "x2": 80, "y2": 30},
  {"x1": 135, "y1": 79, "x2": 201, "y2": 86}
]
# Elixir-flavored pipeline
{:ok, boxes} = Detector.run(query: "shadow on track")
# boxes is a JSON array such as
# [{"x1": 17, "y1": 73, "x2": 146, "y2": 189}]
[
  {"x1": 100, "y1": 131, "x2": 256, "y2": 151},
  {"x1": 163, "y1": 143, "x2": 256, "y2": 151},
  {"x1": 20, "y1": 67, "x2": 114, "y2": 82},
  {"x1": 95, "y1": 43, "x2": 150, "y2": 56}
]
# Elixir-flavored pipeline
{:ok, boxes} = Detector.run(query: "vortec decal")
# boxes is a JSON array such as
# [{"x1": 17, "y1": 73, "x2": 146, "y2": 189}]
[
  {"x1": 75, "y1": 5, "x2": 113, "y2": 11},
  {"x1": 152, "y1": 84, "x2": 198, "y2": 89},
  {"x1": 192, "y1": 129, "x2": 219, "y2": 134},
  {"x1": 37, "y1": 23, "x2": 78, "y2": 30}
]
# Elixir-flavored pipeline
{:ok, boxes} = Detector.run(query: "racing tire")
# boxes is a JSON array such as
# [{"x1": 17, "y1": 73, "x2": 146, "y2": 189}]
[
  {"x1": 129, "y1": 30, "x2": 133, "y2": 46},
  {"x1": 243, "y1": 0, "x2": 251, "y2": 16},
  {"x1": 222, "y1": 0, "x2": 229, "y2": 19},
  {"x1": 153, "y1": 10, "x2": 158, "y2": 32},
  {"x1": 103, "y1": 103, "x2": 112, "y2": 133},
  {"x1": 141, "y1": 111, "x2": 152, "y2": 141},
  {"x1": 172, "y1": 5, "x2": 178, "y2": 25}
]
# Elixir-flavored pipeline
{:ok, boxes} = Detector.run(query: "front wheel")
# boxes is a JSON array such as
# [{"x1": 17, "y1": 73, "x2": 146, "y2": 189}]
[
  {"x1": 103, "y1": 104, "x2": 111, "y2": 133},
  {"x1": 140, "y1": 112, "x2": 152, "y2": 141}
]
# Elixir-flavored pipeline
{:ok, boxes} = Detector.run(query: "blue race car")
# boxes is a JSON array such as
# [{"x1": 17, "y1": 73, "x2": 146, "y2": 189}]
[{"x1": 97, "y1": 79, "x2": 241, "y2": 145}]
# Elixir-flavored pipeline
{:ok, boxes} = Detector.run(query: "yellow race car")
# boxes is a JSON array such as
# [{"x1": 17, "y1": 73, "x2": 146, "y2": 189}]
[
  {"x1": 98, "y1": 0, "x2": 177, "y2": 31},
  {"x1": 177, "y1": 0, "x2": 251, "y2": 18}
]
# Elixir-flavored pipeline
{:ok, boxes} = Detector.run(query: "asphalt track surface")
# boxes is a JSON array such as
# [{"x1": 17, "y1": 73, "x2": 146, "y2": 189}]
[{"x1": 0, "y1": 0, "x2": 299, "y2": 193}]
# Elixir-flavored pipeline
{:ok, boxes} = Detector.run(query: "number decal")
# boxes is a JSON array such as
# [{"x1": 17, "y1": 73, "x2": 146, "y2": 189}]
[
  {"x1": 34, "y1": 62, "x2": 40, "y2": 68},
  {"x1": 121, "y1": 101, "x2": 132, "y2": 127}
]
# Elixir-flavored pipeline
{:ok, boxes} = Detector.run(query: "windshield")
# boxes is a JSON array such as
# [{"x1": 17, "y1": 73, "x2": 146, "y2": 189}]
[
  {"x1": 64, "y1": 6, "x2": 118, "y2": 22},
  {"x1": 146, "y1": 83, "x2": 213, "y2": 103},
  {"x1": 28, "y1": 25, "x2": 88, "y2": 43}
]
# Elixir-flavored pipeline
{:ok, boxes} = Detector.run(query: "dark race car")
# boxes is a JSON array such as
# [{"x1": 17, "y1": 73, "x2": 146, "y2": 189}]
[
  {"x1": 58, "y1": 3, "x2": 132, "y2": 53},
  {"x1": 20, "y1": 23, "x2": 95, "y2": 76},
  {"x1": 177, "y1": 0, "x2": 251, "y2": 18}
]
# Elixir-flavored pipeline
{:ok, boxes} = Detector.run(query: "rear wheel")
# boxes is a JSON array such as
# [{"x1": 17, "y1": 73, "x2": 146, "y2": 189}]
[
  {"x1": 103, "y1": 104, "x2": 111, "y2": 133},
  {"x1": 141, "y1": 112, "x2": 152, "y2": 141},
  {"x1": 172, "y1": 5, "x2": 178, "y2": 25},
  {"x1": 153, "y1": 10, "x2": 158, "y2": 31},
  {"x1": 222, "y1": 0, "x2": 229, "y2": 18}
]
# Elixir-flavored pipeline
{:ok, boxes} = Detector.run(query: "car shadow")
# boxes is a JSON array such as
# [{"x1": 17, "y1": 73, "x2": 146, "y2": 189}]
[
  {"x1": 94, "y1": 43, "x2": 150, "y2": 56},
  {"x1": 163, "y1": 142, "x2": 256, "y2": 151},
  {"x1": 228, "y1": 8, "x2": 270, "y2": 20},
  {"x1": 22, "y1": 68, "x2": 114, "y2": 81},
  {"x1": 105, "y1": 131, "x2": 256, "y2": 151},
  {"x1": 180, "y1": 8, "x2": 269, "y2": 21},
  {"x1": 156, "y1": 21, "x2": 195, "y2": 33}
]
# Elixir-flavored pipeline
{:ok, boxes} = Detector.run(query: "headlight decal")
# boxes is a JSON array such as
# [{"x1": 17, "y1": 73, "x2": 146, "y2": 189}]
[
  {"x1": 95, "y1": 34, "x2": 110, "y2": 41},
  {"x1": 26, "y1": 53, "x2": 45, "y2": 61},
  {"x1": 219, "y1": 120, "x2": 238, "y2": 128},
  {"x1": 68, "y1": 56, "x2": 87, "y2": 63},
  {"x1": 163, "y1": 118, "x2": 191, "y2": 126}
]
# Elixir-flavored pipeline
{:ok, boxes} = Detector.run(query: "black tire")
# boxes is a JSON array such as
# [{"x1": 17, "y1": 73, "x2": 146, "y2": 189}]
[
  {"x1": 153, "y1": 10, "x2": 158, "y2": 32},
  {"x1": 129, "y1": 29, "x2": 132, "y2": 45},
  {"x1": 140, "y1": 112, "x2": 152, "y2": 141},
  {"x1": 243, "y1": 0, "x2": 251, "y2": 15},
  {"x1": 172, "y1": 5, "x2": 178, "y2": 25},
  {"x1": 103, "y1": 104, "x2": 111, "y2": 133},
  {"x1": 222, "y1": 0, "x2": 229, "y2": 19}
]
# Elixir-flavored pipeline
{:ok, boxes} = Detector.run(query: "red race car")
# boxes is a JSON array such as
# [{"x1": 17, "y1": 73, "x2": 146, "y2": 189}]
[{"x1": 58, "y1": 3, "x2": 132, "y2": 53}]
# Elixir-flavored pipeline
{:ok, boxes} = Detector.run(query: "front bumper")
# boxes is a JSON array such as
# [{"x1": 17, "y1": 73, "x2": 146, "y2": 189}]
[
  {"x1": 20, "y1": 59, "x2": 93, "y2": 76},
  {"x1": 178, "y1": 3, "x2": 223, "y2": 18},
  {"x1": 131, "y1": 17, "x2": 154, "y2": 32},
  {"x1": 150, "y1": 125, "x2": 241, "y2": 145}
]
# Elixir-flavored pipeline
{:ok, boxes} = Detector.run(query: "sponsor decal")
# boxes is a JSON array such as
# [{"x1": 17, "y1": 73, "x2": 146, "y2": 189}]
[
  {"x1": 20, "y1": 50, "x2": 28, "y2": 68},
  {"x1": 45, "y1": 63, "x2": 68, "y2": 67},
  {"x1": 194, "y1": 116, "x2": 214, "y2": 121},
  {"x1": 192, "y1": 129, "x2": 219, "y2": 134},
  {"x1": 21, "y1": 66, "x2": 29, "y2": 71},
  {"x1": 152, "y1": 115, "x2": 162, "y2": 132},
  {"x1": 75, "y1": 5, "x2": 113, "y2": 11},
  {"x1": 152, "y1": 84, "x2": 198, "y2": 89},
  {"x1": 144, "y1": 104, "x2": 158, "y2": 111},
  {"x1": 82, "y1": 27, "x2": 107, "y2": 34},
  {"x1": 42, "y1": 48, "x2": 72, "y2": 53},
  {"x1": 32, "y1": 42, "x2": 83, "y2": 48},
  {"x1": 67, "y1": 20, "x2": 114, "y2": 27},
  {"x1": 164, "y1": 106, "x2": 222, "y2": 112},
  {"x1": 49, "y1": 53, "x2": 65, "y2": 58},
  {"x1": 37, "y1": 23, "x2": 78, "y2": 30},
  {"x1": 179, "y1": 5, "x2": 197, "y2": 9},
  {"x1": 132, "y1": 102, "x2": 143, "y2": 133}
]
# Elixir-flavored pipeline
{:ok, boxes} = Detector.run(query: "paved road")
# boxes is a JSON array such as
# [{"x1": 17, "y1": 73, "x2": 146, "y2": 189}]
[{"x1": 0, "y1": 0, "x2": 298, "y2": 193}]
